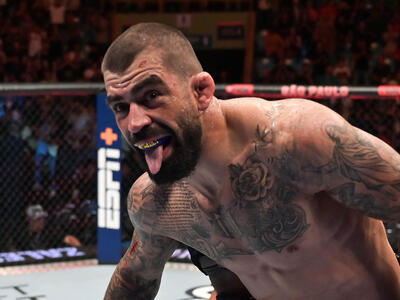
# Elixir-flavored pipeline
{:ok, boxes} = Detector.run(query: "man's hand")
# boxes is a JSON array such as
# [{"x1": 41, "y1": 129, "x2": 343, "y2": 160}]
[{"x1": 209, "y1": 290, "x2": 217, "y2": 300}]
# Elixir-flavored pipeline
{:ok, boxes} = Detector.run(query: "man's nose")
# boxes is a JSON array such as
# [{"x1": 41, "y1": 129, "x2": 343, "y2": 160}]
[{"x1": 127, "y1": 103, "x2": 152, "y2": 134}]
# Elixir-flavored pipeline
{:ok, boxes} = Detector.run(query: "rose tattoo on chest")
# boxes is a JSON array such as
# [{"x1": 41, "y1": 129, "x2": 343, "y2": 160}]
[{"x1": 226, "y1": 125, "x2": 310, "y2": 253}]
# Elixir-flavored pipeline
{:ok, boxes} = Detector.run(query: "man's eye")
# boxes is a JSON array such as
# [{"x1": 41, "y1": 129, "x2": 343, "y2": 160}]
[
  {"x1": 113, "y1": 103, "x2": 128, "y2": 113},
  {"x1": 144, "y1": 90, "x2": 161, "y2": 102}
]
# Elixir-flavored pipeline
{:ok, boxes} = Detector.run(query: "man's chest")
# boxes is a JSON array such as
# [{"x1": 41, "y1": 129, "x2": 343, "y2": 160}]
[{"x1": 134, "y1": 152, "x2": 313, "y2": 263}]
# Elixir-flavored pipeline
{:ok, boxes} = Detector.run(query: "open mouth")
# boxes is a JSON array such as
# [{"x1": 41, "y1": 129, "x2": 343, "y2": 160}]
[
  {"x1": 134, "y1": 135, "x2": 174, "y2": 175},
  {"x1": 135, "y1": 136, "x2": 172, "y2": 151}
]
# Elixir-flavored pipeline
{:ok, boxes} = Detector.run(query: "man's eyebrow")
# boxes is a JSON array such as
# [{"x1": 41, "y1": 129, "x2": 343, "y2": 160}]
[
  {"x1": 130, "y1": 75, "x2": 166, "y2": 97},
  {"x1": 106, "y1": 94, "x2": 123, "y2": 107},
  {"x1": 106, "y1": 75, "x2": 166, "y2": 107}
]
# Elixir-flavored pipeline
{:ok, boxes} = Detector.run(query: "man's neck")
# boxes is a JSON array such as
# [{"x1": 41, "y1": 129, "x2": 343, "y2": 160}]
[{"x1": 187, "y1": 98, "x2": 236, "y2": 200}]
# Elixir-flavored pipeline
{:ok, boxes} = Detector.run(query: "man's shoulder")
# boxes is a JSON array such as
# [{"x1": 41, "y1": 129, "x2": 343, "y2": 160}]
[
  {"x1": 131, "y1": 173, "x2": 154, "y2": 194},
  {"x1": 227, "y1": 97, "x2": 344, "y2": 161},
  {"x1": 224, "y1": 97, "x2": 321, "y2": 143},
  {"x1": 127, "y1": 173, "x2": 154, "y2": 215},
  {"x1": 224, "y1": 97, "x2": 330, "y2": 129},
  {"x1": 249, "y1": 97, "x2": 343, "y2": 139}
]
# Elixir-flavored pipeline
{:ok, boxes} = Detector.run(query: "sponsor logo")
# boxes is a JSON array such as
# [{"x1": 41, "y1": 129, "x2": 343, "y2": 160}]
[
  {"x1": 281, "y1": 84, "x2": 349, "y2": 98},
  {"x1": 377, "y1": 85, "x2": 400, "y2": 96},
  {"x1": 98, "y1": 127, "x2": 120, "y2": 230},
  {"x1": 184, "y1": 285, "x2": 214, "y2": 300},
  {"x1": 0, "y1": 247, "x2": 85, "y2": 264},
  {"x1": 225, "y1": 84, "x2": 255, "y2": 95},
  {"x1": 171, "y1": 248, "x2": 191, "y2": 261}
]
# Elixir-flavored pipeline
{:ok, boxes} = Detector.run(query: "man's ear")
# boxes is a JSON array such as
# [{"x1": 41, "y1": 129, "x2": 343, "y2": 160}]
[{"x1": 191, "y1": 72, "x2": 215, "y2": 111}]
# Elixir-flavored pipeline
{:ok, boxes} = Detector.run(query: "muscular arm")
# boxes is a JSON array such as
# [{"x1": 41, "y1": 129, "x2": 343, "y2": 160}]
[
  {"x1": 104, "y1": 176, "x2": 179, "y2": 299},
  {"x1": 296, "y1": 100, "x2": 400, "y2": 221}
]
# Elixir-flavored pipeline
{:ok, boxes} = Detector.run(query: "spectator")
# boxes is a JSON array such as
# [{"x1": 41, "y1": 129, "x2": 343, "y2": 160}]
[
  {"x1": 48, "y1": 25, "x2": 65, "y2": 63},
  {"x1": 313, "y1": 16, "x2": 336, "y2": 56},
  {"x1": 8, "y1": 204, "x2": 81, "y2": 251},
  {"x1": 370, "y1": 55, "x2": 393, "y2": 84},
  {"x1": 304, "y1": 0, "x2": 318, "y2": 24},
  {"x1": 0, "y1": 39, "x2": 7, "y2": 70},
  {"x1": 297, "y1": 59, "x2": 314, "y2": 84},
  {"x1": 334, "y1": 4, "x2": 352, "y2": 45},
  {"x1": 33, "y1": 112, "x2": 59, "y2": 197},
  {"x1": 23, "y1": 204, "x2": 50, "y2": 250},
  {"x1": 310, "y1": 41, "x2": 331, "y2": 78},
  {"x1": 92, "y1": 11, "x2": 110, "y2": 48},
  {"x1": 0, "y1": 118, "x2": 27, "y2": 251},
  {"x1": 257, "y1": 0, "x2": 278, "y2": 29},
  {"x1": 56, "y1": 46, "x2": 84, "y2": 81},
  {"x1": 47, "y1": 0, "x2": 69, "y2": 27},
  {"x1": 316, "y1": 64, "x2": 339, "y2": 85},
  {"x1": 332, "y1": 57, "x2": 352, "y2": 84},
  {"x1": 352, "y1": 20, "x2": 372, "y2": 49},
  {"x1": 263, "y1": 27, "x2": 285, "y2": 61},
  {"x1": 318, "y1": 0, "x2": 338, "y2": 23},
  {"x1": 352, "y1": 39, "x2": 370, "y2": 84},
  {"x1": 28, "y1": 21, "x2": 47, "y2": 58},
  {"x1": 271, "y1": 57, "x2": 298, "y2": 84}
]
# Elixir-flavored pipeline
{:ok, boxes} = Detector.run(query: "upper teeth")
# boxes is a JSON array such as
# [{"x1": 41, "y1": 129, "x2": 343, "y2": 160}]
[
  {"x1": 136, "y1": 139, "x2": 160, "y2": 150},
  {"x1": 136, "y1": 136, "x2": 169, "y2": 150}
]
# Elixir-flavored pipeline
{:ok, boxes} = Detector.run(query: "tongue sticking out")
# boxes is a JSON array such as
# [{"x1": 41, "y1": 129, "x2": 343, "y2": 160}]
[{"x1": 144, "y1": 145, "x2": 164, "y2": 174}]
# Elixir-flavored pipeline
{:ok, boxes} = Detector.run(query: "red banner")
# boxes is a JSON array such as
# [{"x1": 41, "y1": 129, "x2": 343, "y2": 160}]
[
  {"x1": 377, "y1": 85, "x2": 400, "y2": 96},
  {"x1": 281, "y1": 84, "x2": 349, "y2": 98},
  {"x1": 225, "y1": 84, "x2": 255, "y2": 95}
]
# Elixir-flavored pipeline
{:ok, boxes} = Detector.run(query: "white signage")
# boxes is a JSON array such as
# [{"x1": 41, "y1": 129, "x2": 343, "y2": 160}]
[{"x1": 97, "y1": 148, "x2": 121, "y2": 229}]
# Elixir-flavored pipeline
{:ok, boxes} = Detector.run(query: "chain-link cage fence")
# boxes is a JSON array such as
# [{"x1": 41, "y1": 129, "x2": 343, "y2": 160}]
[
  {"x1": 0, "y1": 94, "x2": 97, "y2": 265},
  {"x1": 1, "y1": 89, "x2": 399, "y2": 267}
]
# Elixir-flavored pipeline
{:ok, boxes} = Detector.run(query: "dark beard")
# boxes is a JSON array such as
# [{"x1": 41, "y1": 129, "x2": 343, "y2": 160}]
[{"x1": 130, "y1": 113, "x2": 202, "y2": 185}]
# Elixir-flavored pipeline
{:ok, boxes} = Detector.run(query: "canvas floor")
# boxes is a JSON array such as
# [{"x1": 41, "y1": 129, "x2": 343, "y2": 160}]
[{"x1": 0, "y1": 260, "x2": 213, "y2": 300}]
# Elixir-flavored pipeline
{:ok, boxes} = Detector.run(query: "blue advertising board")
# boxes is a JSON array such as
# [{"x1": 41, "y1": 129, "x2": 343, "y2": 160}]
[{"x1": 96, "y1": 93, "x2": 122, "y2": 263}]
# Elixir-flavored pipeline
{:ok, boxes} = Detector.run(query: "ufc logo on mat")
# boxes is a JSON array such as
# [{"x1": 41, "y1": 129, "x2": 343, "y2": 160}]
[{"x1": 97, "y1": 148, "x2": 121, "y2": 229}]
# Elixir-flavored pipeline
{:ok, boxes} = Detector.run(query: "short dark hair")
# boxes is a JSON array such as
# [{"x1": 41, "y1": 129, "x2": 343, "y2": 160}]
[{"x1": 101, "y1": 23, "x2": 202, "y2": 78}]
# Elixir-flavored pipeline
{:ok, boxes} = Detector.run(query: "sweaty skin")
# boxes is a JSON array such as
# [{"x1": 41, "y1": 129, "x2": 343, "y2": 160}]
[{"x1": 103, "y1": 53, "x2": 400, "y2": 299}]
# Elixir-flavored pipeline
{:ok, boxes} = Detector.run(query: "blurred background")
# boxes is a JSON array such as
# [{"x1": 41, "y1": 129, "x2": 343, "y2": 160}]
[{"x1": 0, "y1": 0, "x2": 399, "y2": 266}]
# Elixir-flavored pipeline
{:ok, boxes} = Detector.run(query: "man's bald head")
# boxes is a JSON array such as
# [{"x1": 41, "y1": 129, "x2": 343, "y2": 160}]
[{"x1": 101, "y1": 23, "x2": 203, "y2": 79}]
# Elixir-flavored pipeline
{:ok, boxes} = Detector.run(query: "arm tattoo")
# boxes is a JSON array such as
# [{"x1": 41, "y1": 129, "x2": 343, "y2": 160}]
[
  {"x1": 105, "y1": 182, "x2": 180, "y2": 300},
  {"x1": 326, "y1": 124, "x2": 400, "y2": 195},
  {"x1": 227, "y1": 125, "x2": 309, "y2": 253},
  {"x1": 104, "y1": 228, "x2": 176, "y2": 300},
  {"x1": 104, "y1": 271, "x2": 158, "y2": 300},
  {"x1": 305, "y1": 121, "x2": 400, "y2": 220},
  {"x1": 329, "y1": 182, "x2": 400, "y2": 220}
]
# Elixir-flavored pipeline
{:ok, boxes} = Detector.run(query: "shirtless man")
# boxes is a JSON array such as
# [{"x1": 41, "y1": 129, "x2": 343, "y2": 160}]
[{"x1": 101, "y1": 23, "x2": 400, "y2": 299}]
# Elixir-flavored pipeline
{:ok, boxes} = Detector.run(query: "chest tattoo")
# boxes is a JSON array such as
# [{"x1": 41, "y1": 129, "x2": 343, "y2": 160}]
[
  {"x1": 148, "y1": 182, "x2": 203, "y2": 232},
  {"x1": 226, "y1": 125, "x2": 310, "y2": 253}
]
